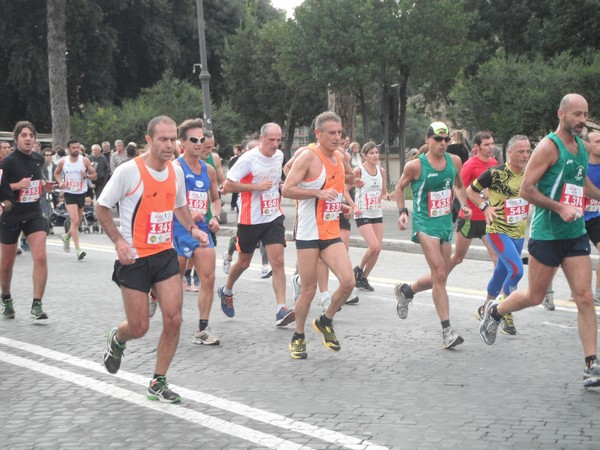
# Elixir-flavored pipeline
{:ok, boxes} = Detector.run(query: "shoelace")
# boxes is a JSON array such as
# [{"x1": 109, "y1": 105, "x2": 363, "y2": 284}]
[{"x1": 224, "y1": 295, "x2": 233, "y2": 308}]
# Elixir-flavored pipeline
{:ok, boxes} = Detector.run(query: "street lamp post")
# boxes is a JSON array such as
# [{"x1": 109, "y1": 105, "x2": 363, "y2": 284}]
[{"x1": 196, "y1": 0, "x2": 212, "y2": 131}]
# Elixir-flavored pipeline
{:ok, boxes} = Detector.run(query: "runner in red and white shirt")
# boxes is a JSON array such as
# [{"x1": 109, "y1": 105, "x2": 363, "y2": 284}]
[{"x1": 218, "y1": 122, "x2": 295, "y2": 327}]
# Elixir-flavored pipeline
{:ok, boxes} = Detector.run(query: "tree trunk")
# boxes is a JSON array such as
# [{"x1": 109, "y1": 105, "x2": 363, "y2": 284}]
[
  {"x1": 283, "y1": 89, "x2": 298, "y2": 161},
  {"x1": 327, "y1": 89, "x2": 356, "y2": 140},
  {"x1": 358, "y1": 87, "x2": 370, "y2": 141},
  {"x1": 382, "y1": 85, "x2": 390, "y2": 178},
  {"x1": 398, "y1": 80, "x2": 408, "y2": 175},
  {"x1": 47, "y1": 0, "x2": 69, "y2": 147}
]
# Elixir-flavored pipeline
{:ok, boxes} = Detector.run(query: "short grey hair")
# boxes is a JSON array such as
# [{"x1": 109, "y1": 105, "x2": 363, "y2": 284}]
[
  {"x1": 507, "y1": 135, "x2": 529, "y2": 150},
  {"x1": 314, "y1": 111, "x2": 341, "y2": 131},
  {"x1": 260, "y1": 123, "x2": 281, "y2": 137}
]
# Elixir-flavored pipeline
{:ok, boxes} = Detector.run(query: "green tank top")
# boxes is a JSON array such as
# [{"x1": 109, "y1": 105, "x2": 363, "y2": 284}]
[
  {"x1": 530, "y1": 132, "x2": 587, "y2": 240},
  {"x1": 411, "y1": 153, "x2": 456, "y2": 242}
]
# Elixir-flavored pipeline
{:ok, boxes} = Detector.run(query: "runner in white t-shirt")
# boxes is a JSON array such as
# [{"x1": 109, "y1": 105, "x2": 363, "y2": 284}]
[{"x1": 218, "y1": 123, "x2": 295, "y2": 327}]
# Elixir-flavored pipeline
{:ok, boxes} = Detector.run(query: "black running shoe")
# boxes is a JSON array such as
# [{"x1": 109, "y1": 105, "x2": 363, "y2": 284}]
[
  {"x1": 30, "y1": 301, "x2": 48, "y2": 320},
  {"x1": 345, "y1": 295, "x2": 359, "y2": 305},
  {"x1": 103, "y1": 328, "x2": 126, "y2": 374},
  {"x1": 360, "y1": 277, "x2": 374, "y2": 292},
  {"x1": 353, "y1": 266, "x2": 363, "y2": 282},
  {"x1": 147, "y1": 376, "x2": 181, "y2": 403},
  {"x1": 2, "y1": 298, "x2": 15, "y2": 319}
]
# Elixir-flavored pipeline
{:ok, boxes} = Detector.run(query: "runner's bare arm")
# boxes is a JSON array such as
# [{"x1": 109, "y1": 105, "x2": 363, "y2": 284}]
[
  {"x1": 84, "y1": 157, "x2": 98, "y2": 181},
  {"x1": 207, "y1": 165, "x2": 221, "y2": 233},
  {"x1": 395, "y1": 159, "x2": 420, "y2": 230},
  {"x1": 451, "y1": 154, "x2": 471, "y2": 219},
  {"x1": 95, "y1": 204, "x2": 135, "y2": 265}
]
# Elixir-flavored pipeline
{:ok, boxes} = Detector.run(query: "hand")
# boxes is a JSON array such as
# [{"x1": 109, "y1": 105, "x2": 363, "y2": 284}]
[
  {"x1": 317, "y1": 188, "x2": 339, "y2": 201},
  {"x1": 341, "y1": 203, "x2": 352, "y2": 219},
  {"x1": 353, "y1": 205, "x2": 363, "y2": 217},
  {"x1": 461, "y1": 205, "x2": 473, "y2": 220},
  {"x1": 397, "y1": 214, "x2": 408, "y2": 230},
  {"x1": 483, "y1": 206, "x2": 501, "y2": 225},
  {"x1": 387, "y1": 192, "x2": 397, "y2": 201},
  {"x1": 208, "y1": 218, "x2": 220, "y2": 233},
  {"x1": 559, "y1": 204, "x2": 582, "y2": 223},
  {"x1": 192, "y1": 211, "x2": 206, "y2": 223},
  {"x1": 191, "y1": 227, "x2": 210, "y2": 247},
  {"x1": 42, "y1": 180, "x2": 56, "y2": 193},
  {"x1": 254, "y1": 180, "x2": 273, "y2": 191},
  {"x1": 115, "y1": 239, "x2": 136, "y2": 265},
  {"x1": 19, "y1": 177, "x2": 32, "y2": 189}
]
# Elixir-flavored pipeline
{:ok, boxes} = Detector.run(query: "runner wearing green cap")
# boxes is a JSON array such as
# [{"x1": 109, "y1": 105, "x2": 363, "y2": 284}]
[{"x1": 393, "y1": 122, "x2": 470, "y2": 349}]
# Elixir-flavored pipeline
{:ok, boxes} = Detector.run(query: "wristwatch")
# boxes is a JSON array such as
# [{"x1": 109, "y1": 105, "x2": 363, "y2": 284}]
[{"x1": 479, "y1": 201, "x2": 490, "y2": 211}]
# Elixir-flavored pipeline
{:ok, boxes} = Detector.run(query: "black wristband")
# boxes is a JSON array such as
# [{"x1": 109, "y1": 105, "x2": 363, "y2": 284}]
[{"x1": 398, "y1": 207, "x2": 409, "y2": 217}]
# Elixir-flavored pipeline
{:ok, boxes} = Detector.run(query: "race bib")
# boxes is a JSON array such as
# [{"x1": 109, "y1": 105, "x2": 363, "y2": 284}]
[
  {"x1": 585, "y1": 197, "x2": 600, "y2": 213},
  {"x1": 560, "y1": 183, "x2": 583, "y2": 214},
  {"x1": 323, "y1": 194, "x2": 342, "y2": 221},
  {"x1": 504, "y1": 198, "x2": 529, "y2": 224},
  {"x1": 428, "y1": 189, "x2": 451, "y2": 217},
  {"x1": 187, "y1": 190, "x2": 208, "y2": 215},
  {"x1": 18, "y1": 180, "x2": 41, "y2": 203},
  {"x1": 146, "y1": 210, "x2": 173, "y2": 244},
  {"x1": 365, "y1": 191, "x2": 381, "y2": 210},
  {"x1": 64, "y1": 174, "x2": 83, "y2": 191},
  {"x1": 261, "y1": 191, "x2": 280, "y2": 216}
]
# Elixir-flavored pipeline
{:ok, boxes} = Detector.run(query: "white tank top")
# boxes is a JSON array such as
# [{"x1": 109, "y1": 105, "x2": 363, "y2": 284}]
[
  {"x1": 62, "y1": 155, "x2": 87, "y2": 194},
  {"x1": 355, "y1": 165, "x2": 383, "y2": 219}
]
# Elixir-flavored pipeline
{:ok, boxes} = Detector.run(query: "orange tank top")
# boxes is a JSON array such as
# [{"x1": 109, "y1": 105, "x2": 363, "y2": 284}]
[
  {"x1": 132, "y1": 157, "x2": 178, "y2": 257},
  {"x1": 314, "y1": 149, "x2": 345, "y2": 240}
]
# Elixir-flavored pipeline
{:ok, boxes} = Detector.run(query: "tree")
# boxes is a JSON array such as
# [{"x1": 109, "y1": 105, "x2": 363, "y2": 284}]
[
  {"x1": 47, "y1": 0, "x2": 69, "y2": 147},
  {"x1": 222, "y1": 8, "x2": 324, "y2": 158},
  {"x1": 71, "y1": 72, "x2": 246, "y2": 149},
  {"x1": 449, "y1": 51, "x2": 600, "y2": 143},
  {"x1": 286, "y1": 0, "x2": 476, "y2": 173}
]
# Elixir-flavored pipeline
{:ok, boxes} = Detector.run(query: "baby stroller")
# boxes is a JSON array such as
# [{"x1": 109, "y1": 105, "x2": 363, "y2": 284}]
[{"x1": 51, "y1": 202, "x2": 101, "y2": 234}]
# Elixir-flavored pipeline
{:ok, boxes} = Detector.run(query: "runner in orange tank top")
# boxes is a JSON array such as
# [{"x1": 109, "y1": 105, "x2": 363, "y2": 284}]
[
  {"x1": 96, "y1": 115, "x2": 209, "y2": 403},
  {"x1": 282, "y1": 111, "x2": 355, "y2": 360}
]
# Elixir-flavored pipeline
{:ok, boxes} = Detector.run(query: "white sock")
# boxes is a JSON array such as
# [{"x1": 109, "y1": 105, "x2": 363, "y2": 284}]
[
  {"x1": 320, "y1": 291, "x2": 330, "y2": 301},
  {"x1": 223, "y1": 287, "x2": 233, "y2": 296}
]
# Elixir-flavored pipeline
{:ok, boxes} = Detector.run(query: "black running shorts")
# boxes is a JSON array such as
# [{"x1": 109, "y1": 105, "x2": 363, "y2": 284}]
[
  {"x1": 0, "y1": 216, "x2": 47, "y2": 244},
  {"x1": 528, "y1": 234, "x2": 590, "y2": 268},
  {"x1": 112, "y1": 248, "x2": 180, "y2": 293},
  {"x1": 236, "y1": 215, "x2": 286, "y2": 254}
]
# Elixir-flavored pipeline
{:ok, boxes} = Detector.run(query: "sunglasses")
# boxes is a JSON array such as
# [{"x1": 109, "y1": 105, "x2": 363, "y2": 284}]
[
  {"x1": 188, "y1": 136, "x2": 206, "y2": 144},
  {"x1": 431, "y1": 136, "x2": 451, "y2": 143}
]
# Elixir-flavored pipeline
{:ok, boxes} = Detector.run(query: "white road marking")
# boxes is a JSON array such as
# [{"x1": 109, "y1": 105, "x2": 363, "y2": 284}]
[
  {"x1": 0, "y1": 337, "x2": 388, "y2": 450},
  {"x1": 540, "y1": 321, "x2": 577, "y2": 329},
  {"x1": 0, "y1": 349, "x2": 307, "y2": 449}
]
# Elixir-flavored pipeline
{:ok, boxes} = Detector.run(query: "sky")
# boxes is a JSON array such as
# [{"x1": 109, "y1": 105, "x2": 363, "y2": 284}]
[{"x1": 271, "y1": 0, "x2": 304, "y2": 18}]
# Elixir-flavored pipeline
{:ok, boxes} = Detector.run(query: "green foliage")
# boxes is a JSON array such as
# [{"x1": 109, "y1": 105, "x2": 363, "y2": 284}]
[
  {"x1": 71, "y1": 72, "x2": 245, "y2": 148},
  {"x1": 450, "y1": 51, "x2": 600, "y2": 142}
]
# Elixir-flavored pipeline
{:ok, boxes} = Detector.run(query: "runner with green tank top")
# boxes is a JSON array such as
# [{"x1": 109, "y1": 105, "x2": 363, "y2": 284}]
[
  {"x1": 479, "y1": 94, "x2": 600, "y2": 389},
  {"x1": 393, "y1": 121, "x2": 471, "y2": 349},
  {"x1": 410, "y1": 152, "x2": 457, "y2": 244}
]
